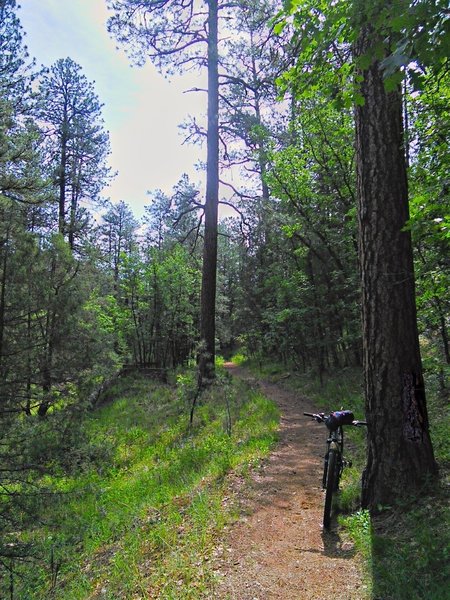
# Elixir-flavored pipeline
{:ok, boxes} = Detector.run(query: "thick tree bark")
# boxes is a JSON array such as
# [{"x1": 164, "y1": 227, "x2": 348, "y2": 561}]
[
  {"x1": 354, "y1": 26, "x2": 437, "y2": 508},
  {"x1": 198, "y1": 0, "x2": 219, "y2": 383}
]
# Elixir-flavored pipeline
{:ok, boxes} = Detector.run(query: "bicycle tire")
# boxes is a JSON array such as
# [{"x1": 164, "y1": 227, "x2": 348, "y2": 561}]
[{"x1": 323, "y1": 448, "x2": 337, "y2": 529}]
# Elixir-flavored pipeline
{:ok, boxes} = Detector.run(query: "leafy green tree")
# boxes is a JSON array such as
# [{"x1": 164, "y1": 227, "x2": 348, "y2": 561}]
[
  {"x1": 0, "y1": 0, "x2": 49, "y2": 418},
  {"x1": 143, "y1": 189, "x2": 173, "y2": 251},
  {"x1": 215, "y1": 218, "x2": 245, "y2": 356},
  {"x1": 269, "y1": 94, "x2": 360, "y2": 368},
  {"x1": 0, "y1": 4, "x2": 129, "y2": 575},
  {"x1": 118, "y1": 245, "x2": 199, "y2": 369},
  {"x1": 408, "y1": 74, "x2": 450, "y2": 384},
  {"x1": 144, "y1": 175, "x2": 203, "y2": 253},
  {"x1": 228, "y1": 87, "x2": 360, "y2": 376},
  {"x1": 218, "y1": 0, "x2": 283, "y2": 202}
]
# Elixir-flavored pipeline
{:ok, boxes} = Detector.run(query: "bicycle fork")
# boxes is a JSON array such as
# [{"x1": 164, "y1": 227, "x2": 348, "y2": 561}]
[{"x1": 323, "y1": 440, "x2": 348, "y2": 490}]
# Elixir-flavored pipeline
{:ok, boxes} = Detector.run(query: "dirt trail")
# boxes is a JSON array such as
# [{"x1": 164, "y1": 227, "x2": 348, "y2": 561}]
[{"x1": 213, "y1": 365, "x2": 368, "y2": 600}]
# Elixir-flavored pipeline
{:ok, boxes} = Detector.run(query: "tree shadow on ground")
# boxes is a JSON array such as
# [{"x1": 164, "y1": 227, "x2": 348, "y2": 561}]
[
  {"x1": 321, "y1": 528, "x2": 357, "y2": 559},
  {"x1": 369, "y1": 490, "x2": 449, "y2": 600}
]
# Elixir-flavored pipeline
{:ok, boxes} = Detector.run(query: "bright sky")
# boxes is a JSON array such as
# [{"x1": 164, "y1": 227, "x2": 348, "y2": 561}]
[{"x1": 19, "y1": 0, "x2": 206, "y2": 218}]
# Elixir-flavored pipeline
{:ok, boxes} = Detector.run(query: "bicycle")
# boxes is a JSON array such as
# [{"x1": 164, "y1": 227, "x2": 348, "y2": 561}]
[{"x1": 304, "y1": 410, "x2": 367, "y2": 529}]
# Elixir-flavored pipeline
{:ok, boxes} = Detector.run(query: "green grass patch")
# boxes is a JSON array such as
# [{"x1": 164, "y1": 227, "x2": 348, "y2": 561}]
[
  {"x1": 230, "y1": 352, "x2": 246, "y2": 366},
  {"x1": 243, "y1": 358, "x2": 365, "y2": 416},
  {"x1": 215, "y1": 354, "x2": 226, "y2": 367},
  {"x1": 339, "y1": 490, "x2": 450, "y2": 600},
  {"x1": 3, "y1": 373, "x2": 279, "y2": 599}
]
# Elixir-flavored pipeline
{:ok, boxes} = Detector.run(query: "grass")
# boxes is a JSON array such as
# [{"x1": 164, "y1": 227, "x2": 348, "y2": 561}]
[
  {"x1": 4, "y1": 371, "x2": 279, "y2": 599},
  {"x1": 338, "y1": 485, "x2": 450, "y2": 600},
  {"x1": 230, "y1": 352, "x2": 246, "y2": 366}
]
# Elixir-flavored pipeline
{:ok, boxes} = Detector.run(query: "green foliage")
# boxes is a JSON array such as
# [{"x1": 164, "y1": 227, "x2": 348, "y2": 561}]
[
  {"x1": 37, "y1": 57, "x2": 113, "y2": 245},
  {"x1": 1, "y1": 374, "x2": 279, "y2": 598},
  {"x1": 274, "y1": 0, "x2": 355, "y2": 106},
  {"x1": 378, "y1": 0, "x2": 450, "y2": 85},
  {"x1": 277, "y1": 0, "x2": 449, "y2": 103},
  {"x1": 338, "y1": 467, "x2": 366, "y2": 514},
  {"x1": 369, "y1": 496, "x2": 450, "y2": 600},
  {"x1": 231, "y1": 352, "x2": 246, "y2": 366},
  {"x1": 290, "y1": 367, "x2": 365, "y2": 414},
  {"x1": 117, "y1": 244, "x2": 200, "y2": 369},
  {"x1": 341, "y1": 496, "x2": 450, "y2": 600},
  {"x1": 1, "y1": 0, "x2": 448, "y2": 594},
  {"x1": 407, "y1": 73, "x2": 450, "y2": 375},
  {"x1": 0, "y1": 0, "x2": 45, "y2": 202},
  {"x1": 340, "y1": 509, "x2": 372, "y2": 559},
  {"x1": 233, "y1": 88, "x2": 361, "y2": 374}
]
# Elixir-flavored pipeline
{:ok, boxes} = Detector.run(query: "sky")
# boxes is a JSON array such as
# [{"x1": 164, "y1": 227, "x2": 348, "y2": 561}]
[{"x1": 18, "y1": 0, "x2": 206, "y2": 219}]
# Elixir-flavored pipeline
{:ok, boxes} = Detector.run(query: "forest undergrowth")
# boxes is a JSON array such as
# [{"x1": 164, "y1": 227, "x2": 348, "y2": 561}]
[
  {"x1": 1, "y1": 367, "x2": 279, "y2": 599},
  {"x1": 3, "y1": 358, "x2": 448, "y2": 599}
]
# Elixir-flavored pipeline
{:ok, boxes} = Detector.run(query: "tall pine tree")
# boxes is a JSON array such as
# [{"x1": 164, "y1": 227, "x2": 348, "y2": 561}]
[{"x1": 38, "y1": 58, "x2": 112, "y2": 249}]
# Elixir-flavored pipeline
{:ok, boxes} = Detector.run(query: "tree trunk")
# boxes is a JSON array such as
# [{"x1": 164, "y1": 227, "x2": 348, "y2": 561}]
[
  {"x1": 0, "y1": 221, "x2": 10, "y2": 373},
  {"x1": 354, "y1": 25, "x2": 437, "y2": 509},
  {"x1": 250, "y1": 30, "x2": 270, "y2": 202},
  {"x1": 198, "y1": 0, "x2": 219, "y2": 383},
  {"x1": 305, "y1": 253, "x2": 326, "y2": 382},
  {"x1": 59, "y1": 115, "x2": 68, "y2": 237}
]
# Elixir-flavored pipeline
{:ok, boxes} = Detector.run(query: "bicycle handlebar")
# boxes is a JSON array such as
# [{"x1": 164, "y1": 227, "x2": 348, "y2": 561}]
[{"x1": 303, "y1": 412, "x2": 367, "y2": 427}]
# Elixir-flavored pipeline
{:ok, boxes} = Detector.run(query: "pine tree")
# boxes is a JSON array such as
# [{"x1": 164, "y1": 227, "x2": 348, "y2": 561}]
[
  {"x1": 0, "y1": 0, "x2": 44, "y2": 203},
  {"x1": 38, "y1": 57, "x2": 113, "y2": 249},
  {"x1": 108, "y1": 0, "x2": 220, "y2": 381},
  {"x1": 278, "y1": 0, "x2": 440, "y2": 507},
  {"x1": 353, "y1": 2, "x2": 438, "y2": 507}
]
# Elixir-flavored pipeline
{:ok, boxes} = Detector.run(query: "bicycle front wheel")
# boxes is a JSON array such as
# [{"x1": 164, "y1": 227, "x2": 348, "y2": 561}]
[{"x1": 323, "y1": 448, "x2": 337, "y2": 529}]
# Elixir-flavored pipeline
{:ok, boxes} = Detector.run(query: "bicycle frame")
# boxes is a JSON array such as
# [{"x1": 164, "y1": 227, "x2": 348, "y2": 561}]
[
  {"x1": 323, "y1": 426, "x2": 344, "y2": 490},
  {"x1": 304, "y1": 410, "x2": 366, "y2": 529}
]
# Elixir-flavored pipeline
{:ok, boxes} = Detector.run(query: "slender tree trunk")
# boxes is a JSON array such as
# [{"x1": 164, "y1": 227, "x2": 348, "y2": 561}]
[
  {"x1": 68, "y1": 184, "x2": 79, "y2": 250},
  {"x1": 354, "y1": 24, "x2": 437, "y2": 509},
  {"x1": 0, "y1": 241, "x2": 9, "y2": 373},
  {"x1": 249, "y1": 30, "x2": 270, "y2": 202},
  {"x1": 69, "y1": 158, "x2": 84, "y2": 250},
  {"x1": 58, "y1": 113, "x2": 69, "y2": 237},
  {"x1": 38, "y1": 258, "x2": 57, "y2": 417},
  {"x1": 437, "y1": 306, "x2": 450, "y2": 365},
  {"x1": 198, "y1": 0, "x2": 219, "y2": 383},
  {"x1": 152, "y1": 262, "x2": 162, "y2": 367},
  {"x1": 25, "y1": 290, "x2": 33, "y2": 415},
  {"x1": 305, "y1": 253, "x2": 326, "y2": 383}
]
